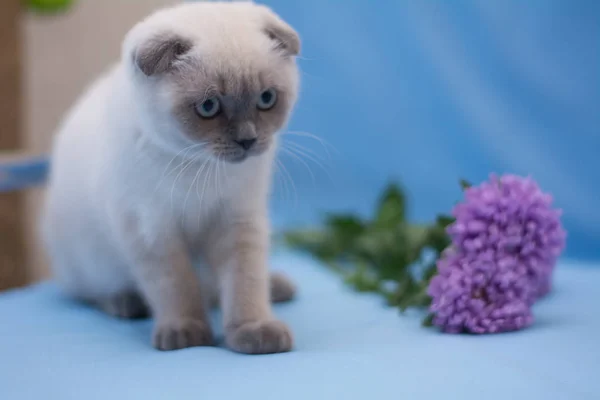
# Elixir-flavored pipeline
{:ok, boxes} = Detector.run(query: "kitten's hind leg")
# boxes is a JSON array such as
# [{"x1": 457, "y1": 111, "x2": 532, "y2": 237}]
[
  {"x1": 96, "y1": 291, "x2": 150, "y2": 319},
  {"x1": 270, "y1": 272, "x2": 296, "y2": 303}
]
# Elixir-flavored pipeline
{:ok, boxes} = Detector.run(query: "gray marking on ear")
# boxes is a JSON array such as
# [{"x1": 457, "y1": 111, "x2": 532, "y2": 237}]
[
  {"x1": 134, "y1": 33, "x2": 193, "y2": 76},
  {"x1": 262, "y1": 11, "x2": 300, "y2": 57}
]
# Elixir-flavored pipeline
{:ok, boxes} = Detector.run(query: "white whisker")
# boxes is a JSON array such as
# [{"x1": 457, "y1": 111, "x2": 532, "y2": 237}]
[
  {"x1": 215, "y1": 156, "x2": 223, "y2": 219},
  {"x1": 273, "y1": 160, "x2": 289, "y2": 202},
  {"x1": 296, "y1": 55, "x2": 318, "y2": 62},
  {"x1": 153, "y1": 142, "x2": 206, "y2": 195},
  {"x1": 197, "y1": 158, "x2": 214, "y2": 228},
  {"x1": 284, "y1": 130, "x2": 338, "y2": 157},
  {"x1": 275, "y1": 158, "x2": 297, "y2": 209},
  {"x1": 283, "y1": 144, "x2": 336, "y2": 187},
  {"x1": 281, "y1": 147, "x2": 316, "y2": 187},
  {"x1": 285, "y1": 140, "x2": 330, "y2": 164},
  {"x1": 170, "y1": 150, "x2": 204, "y2": 212},
  {"x1": 182, "y1": 157, "x2": 210, "y2": 227}
]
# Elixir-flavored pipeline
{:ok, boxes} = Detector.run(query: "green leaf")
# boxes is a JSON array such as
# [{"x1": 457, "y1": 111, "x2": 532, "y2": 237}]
[
  {"x1": 375, "y1": 183, "x2": 406, "y2": 229},
  {"x1": 423, "y1": 262, "x2": 439, "y2": 282},
  {"x1": 282, "y1": 178, "x2": 452, "y2": 326},
  {"x1": 284, "y1": 230, "x2": 323, "y2": 244},
  {"x1": 27, "y1": 0, "x2": 75, "y2": 13},
  {"x1": 394, "y1": 275, "x2": 417, "y2": 311},
  {"x1": 354, "y1": 232, "x2": 386, "y2": 262},
  {"x1": 283, "y1": 230, "x2": 326, "y2": 251},
  {"x1": 344, "y1": 262, "x2": 380, "y2": 293},
  {"x1": 283, "y1": 230, "x2": 340, "y2": 262},
  {"x1": 412, "y1": 284, "x2": 433, "y2": 307},
  {"x1": 459, "y1": 179, "x2": 472, "y2": 190},
  {"x1": 422, "y1": 313, "x2": 435, "y2": 327},
  {"x1": 435, "y1": 215, "x2": 455, "y2": 229},
  {"x1": 406, "y1": 224, "x2": 429, "y2": 248},
  {"x1": 326, "y1": 214, "x2": 365, "y2": 234},
  {"x1": 425, "y1": 225, "x2": 452, "y2": 254},
  {"x1": 365, "y1": 225, "x2": 413, "y2": 280},
  {"x1": 325, "y1": 214, "x2": 366, "y2": 250},
  {"x1": 385, "y1": 289, "x2": 400, "y2": 306}
]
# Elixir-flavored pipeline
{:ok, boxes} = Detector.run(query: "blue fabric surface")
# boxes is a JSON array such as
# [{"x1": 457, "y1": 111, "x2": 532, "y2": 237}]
[{"x1": 1, "y1": 252, "x2": 599, "y2": 400}]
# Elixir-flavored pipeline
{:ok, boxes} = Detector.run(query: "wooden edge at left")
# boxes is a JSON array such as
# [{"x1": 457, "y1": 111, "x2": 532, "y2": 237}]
[{"x1": 0, "y1": 0, "x2": 28, "y2": 290}]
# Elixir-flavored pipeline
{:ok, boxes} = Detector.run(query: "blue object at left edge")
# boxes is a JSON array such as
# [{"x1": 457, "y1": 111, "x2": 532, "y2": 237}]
[{"x1": 0, "y1": 156, "x2": 50, "y2": 192}]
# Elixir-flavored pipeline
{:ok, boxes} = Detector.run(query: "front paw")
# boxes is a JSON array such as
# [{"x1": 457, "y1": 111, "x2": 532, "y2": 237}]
[
  {"x1": 226, "y1": 320, "x2": 293, "y2": 354},
  {"x1": 152, "y1": 319, "x2": 214, "y2": 351}
]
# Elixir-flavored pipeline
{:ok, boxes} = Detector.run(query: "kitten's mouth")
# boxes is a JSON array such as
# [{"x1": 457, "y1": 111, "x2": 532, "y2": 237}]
[
  {"x1": 228, "y1": 153, "x2": 249, "y2": 163},
  {"x1": 218, "y1": 145, "x2": 267, "y2": 164}
]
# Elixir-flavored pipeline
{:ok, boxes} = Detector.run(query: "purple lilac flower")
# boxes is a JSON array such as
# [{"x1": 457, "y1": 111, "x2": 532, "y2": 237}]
[
  {"x1": 428, "y1": 174, "x2": 566, "y2": 334},
  {"x1": 448, "y1": 174, "x2": 565, "y2": 300},
  {"x1": 428, "y1": 248, "x2": 534, "y2": 333}
]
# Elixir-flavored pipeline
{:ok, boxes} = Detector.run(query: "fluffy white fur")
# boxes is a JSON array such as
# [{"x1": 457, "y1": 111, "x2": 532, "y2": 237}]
[{"x1": 42, "y1": 1, "x2": 300, "y2": 353}]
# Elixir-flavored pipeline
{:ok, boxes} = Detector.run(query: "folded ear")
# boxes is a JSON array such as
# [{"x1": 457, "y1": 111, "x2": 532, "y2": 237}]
[
  {"x1": 133, "y1": 32, "x2": 193, "y2": 76},
  {"x1": 261, "y1": 7, "x2": 300, "y2": 57}
]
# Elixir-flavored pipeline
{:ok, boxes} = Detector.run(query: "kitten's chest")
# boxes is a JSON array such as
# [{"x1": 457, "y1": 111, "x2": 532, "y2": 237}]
[
  {"x1": 166, "y1": 171, "x2": 226, "y2": 235},
  {"x1": 159, "y1": 166, "x2": 242, "y2": 247},
  {"x1": 130, "y1": 153, "x2": 264, "y2": 246}
]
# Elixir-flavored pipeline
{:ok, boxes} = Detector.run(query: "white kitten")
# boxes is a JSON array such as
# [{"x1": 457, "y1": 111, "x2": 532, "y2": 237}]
[{"x1": 41, "y1": 1, "x2": 300, "y2": 353}]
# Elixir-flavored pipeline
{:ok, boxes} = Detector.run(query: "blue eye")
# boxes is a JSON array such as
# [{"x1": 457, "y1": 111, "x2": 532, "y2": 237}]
[
  {"x1": 257, "y1": 88, "x2": 277, "y2": 110},
  {"x1": 196, "y1": 97, "x2": 220, "y2": 118}
]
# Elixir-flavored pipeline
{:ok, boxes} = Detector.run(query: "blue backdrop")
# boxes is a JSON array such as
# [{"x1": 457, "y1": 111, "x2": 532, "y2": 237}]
[{"x1": 259, "y1": 0, "x2": 600, "y2": 261}]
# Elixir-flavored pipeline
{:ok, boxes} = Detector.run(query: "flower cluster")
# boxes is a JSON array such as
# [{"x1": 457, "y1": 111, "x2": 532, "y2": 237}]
[{"x1": 428, "y1": 175, "x2": 566, "y2": 334}]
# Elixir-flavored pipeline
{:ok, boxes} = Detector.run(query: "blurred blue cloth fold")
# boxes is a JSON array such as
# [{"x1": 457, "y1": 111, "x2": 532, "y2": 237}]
[{"x1": 263, "y1": 0, "x2": 600, "y2": 260}]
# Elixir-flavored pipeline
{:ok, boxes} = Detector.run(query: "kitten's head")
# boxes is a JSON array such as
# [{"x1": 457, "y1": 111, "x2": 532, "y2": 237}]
[{"x1": 123, "y1": 2, "x2": 300, "y2": 163}]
